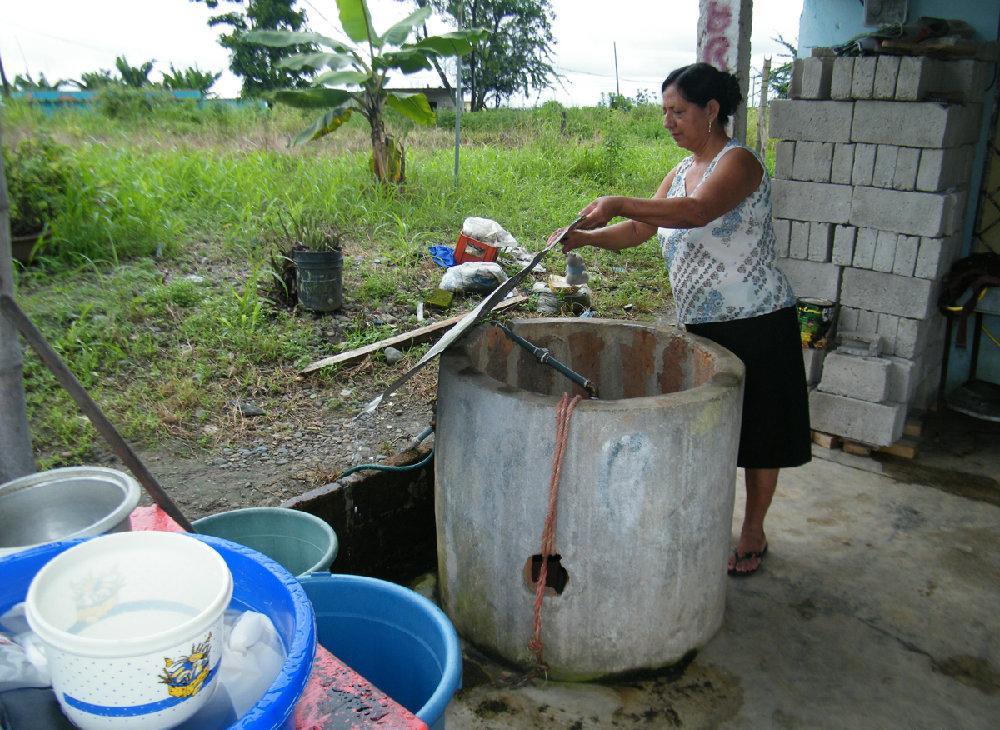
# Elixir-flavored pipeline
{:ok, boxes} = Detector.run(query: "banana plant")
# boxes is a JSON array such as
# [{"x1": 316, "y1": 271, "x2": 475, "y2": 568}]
[{"x1": 248, "y1": 0, "x2": 485, "y2": 183}]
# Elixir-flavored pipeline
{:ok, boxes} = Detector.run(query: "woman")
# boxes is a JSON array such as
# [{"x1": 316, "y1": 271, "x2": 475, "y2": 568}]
[{"x1": 554, "y1": 62, "x2": 811, "y2": 577}]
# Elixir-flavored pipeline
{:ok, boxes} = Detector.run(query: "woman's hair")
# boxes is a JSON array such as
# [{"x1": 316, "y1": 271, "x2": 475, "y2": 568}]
[{"x1": 661, "y1": 63, "x2": 743, "y2": 124}]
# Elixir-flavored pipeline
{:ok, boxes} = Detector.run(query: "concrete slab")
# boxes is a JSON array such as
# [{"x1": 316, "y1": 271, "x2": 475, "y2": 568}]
[{"x1": 446, "y1": 444, "x2": 1000, "y2": 728}]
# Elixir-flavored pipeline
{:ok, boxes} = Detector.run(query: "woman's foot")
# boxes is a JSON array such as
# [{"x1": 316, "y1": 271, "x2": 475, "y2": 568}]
[{"x1": 727, "y1": 533, "x2": 768, "y2": 577}]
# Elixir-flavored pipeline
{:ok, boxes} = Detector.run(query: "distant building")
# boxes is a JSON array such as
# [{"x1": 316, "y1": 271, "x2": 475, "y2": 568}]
[{"x1": 385, "y1": 86, "x2": 469, "y2": 111}]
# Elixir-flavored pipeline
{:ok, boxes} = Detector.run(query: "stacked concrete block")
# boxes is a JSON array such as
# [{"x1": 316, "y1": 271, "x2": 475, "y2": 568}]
[{"x1": 770, "y1": 54, "x2": 993, "y2": 446}]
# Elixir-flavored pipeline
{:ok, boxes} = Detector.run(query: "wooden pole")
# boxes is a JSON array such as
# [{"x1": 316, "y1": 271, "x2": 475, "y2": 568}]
[
  {"x1": 0, "y1": 50, "x2": 11, "y2": 98},
  {"x1": 0, "y1": 295, "x2": 195, "y2": 531},
  {"x1": 755, "y1": 56, "x2": 771, "y2": 158},
  {"x1": 0, "y1": 126, "x2": 36, "y2": 483}
]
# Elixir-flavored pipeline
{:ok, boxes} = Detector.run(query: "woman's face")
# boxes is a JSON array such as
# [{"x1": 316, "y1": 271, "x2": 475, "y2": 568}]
[{"x1": 662, "y1": 85, "x2": 711, "y2": 150}]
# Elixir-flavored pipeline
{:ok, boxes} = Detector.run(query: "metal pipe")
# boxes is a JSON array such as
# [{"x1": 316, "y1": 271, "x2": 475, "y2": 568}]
[
  {"x1": 0, "y1": 294, "x2": 195, "y2": 532},
  {"x1": 494, "y1": 322, "x2": 598, "y2": 398}
]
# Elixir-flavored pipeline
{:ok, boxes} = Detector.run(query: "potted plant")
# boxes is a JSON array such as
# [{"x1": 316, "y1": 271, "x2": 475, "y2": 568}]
[
  {"x1": 279, "y1": 210, "x2": 344, "y2": 313},
  {"x1": 5, "y1": 134, "x2": 71, "y2": 264}
]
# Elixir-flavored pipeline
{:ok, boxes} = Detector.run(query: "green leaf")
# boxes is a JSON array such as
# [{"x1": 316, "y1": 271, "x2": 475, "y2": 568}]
[
  {"x1": 386, "y1": 92, "x2": 435, "y2": 126},
  {"x1": 274, "y1": 88, "x2": 356, "y2": 109},
  {"x1": 277, "y1": 52, "x2": 355, "y2": 72},
  {"x1": 375, "y1": 49, "x2": 433, "y2": 74},
  {"x1": 409, "y1": 29, "x2": 489, "y2": 56},
  {"x1": 336, "y1": 0, "x2": 376, "y2": 45},
  {"x1": 380, "y1": 6, "x2": 432, "y2": 47},
  {"x1": 293, "y1": 105, "x2": 355, "y2": 145},
  {"x1": 313, "y1": 70, "x2": 371, "y2": 86},
  {"x1": 245, "y1": 30, "x2": 351, "y2": 52}
]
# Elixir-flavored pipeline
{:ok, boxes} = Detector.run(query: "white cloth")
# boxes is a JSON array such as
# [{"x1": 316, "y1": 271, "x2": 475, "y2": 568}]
[{"x1": 657, "y1": 138, "x2": 796, "y2": 324}]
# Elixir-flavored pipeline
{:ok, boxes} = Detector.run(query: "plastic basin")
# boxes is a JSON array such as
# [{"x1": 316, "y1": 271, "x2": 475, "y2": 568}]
[
  {"x1": 0, "y1": 535, "x2": 316, "y2": 730},
  {"x1": 298, "y1": 573, "x2": 461, "y2": 730},
  {"x1": 193, "y1": 507, "x2": 337, "y2": 578},
  {"x1": 0, "y1": 467, "x2": 141, "y2": 557}
]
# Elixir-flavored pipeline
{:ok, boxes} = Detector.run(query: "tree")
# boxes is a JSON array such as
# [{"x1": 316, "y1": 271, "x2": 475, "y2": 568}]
[
  {"x1": 248, "y1": 0, "x2": 485, "y2": 183},
  {"x1": 399, "y1": 0, "x2": 556, "y2": 111},
  {"x1": 114, "y1": 56, "x2": 155, "y2": 87},
  {"x1": 72, "y1": 70, "x2": 116, "y2": 90},
  {"x1": 161, "y1": 65, "x2": 222, "y2": 93},
  {"x1": 192, "y1": 0, "x2": 316, "y2": 97},
  {"x1": 767, "y1": 34, "x2": 797, "y2": 99},
  {"x1": 12, "y1": 72, "x2": 63, "y2": 91}
]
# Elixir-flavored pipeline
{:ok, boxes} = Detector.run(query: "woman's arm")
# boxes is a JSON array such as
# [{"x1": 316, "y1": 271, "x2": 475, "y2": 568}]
[
  {"x1": 580, "y1": 147, "x2": 763, "y2": 230},
  {"x1": 559, "y1": 169, "x2": 676, "y2": 253}
]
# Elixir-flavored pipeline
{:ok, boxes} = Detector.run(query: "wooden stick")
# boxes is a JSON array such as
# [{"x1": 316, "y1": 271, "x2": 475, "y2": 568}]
[
  {"x1": 0, "y1": 294, "x2": 195, "y2": 532},
  {"x1": 301, "y1": 294, "x2": 529, "y2": 375}
]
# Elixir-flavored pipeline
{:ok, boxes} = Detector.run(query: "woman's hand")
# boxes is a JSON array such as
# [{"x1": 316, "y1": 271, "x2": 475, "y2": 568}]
[
  {"x1": 578, "y1": 196, "x2": 621, "y2": 229},
  {"x1": 546, "y1": 226, "x2": 592, "y2": 254}
]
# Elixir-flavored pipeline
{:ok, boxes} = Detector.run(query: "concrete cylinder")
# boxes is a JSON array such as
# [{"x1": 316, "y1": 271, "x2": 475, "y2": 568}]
[{"x1": 435, "y1": 318, "x2": 744, "y2": 679}]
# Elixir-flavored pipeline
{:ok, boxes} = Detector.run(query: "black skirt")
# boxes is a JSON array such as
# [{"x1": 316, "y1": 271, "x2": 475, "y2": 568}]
[{"x1": 686, "y1": 306, "x2": 812, "y2": 469}]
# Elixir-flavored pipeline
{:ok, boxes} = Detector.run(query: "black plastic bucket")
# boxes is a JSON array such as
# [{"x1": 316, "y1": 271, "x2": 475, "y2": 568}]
[{"x1": 294, "y1": 249, "x2": 343, "y2": 312}]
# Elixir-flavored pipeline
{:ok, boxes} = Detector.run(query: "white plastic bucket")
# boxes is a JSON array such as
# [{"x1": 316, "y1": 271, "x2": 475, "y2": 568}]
[
  {"x1": 25, "y1": 532, "x2": 233, "y2": 729},
  {"x1": 0, "y1": 466, "x2": 141, "y2": 557}
]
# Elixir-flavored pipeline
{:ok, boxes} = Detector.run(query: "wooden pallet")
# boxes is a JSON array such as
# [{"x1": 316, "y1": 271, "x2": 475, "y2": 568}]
[{"x1": 811, "y1": 430, "x2": 920, "y2": 460}]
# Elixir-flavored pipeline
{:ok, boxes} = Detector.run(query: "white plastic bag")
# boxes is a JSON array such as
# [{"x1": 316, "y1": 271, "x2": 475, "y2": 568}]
[
  {"x1": 462, "y1": 217, "x2": 518, "y2": 249},
  {"x1": 0, "y1": 633, "x2": 50, "y2": 692},
  {"x1": 440, "y1": 262, "x2": 509, "y2": 294}
]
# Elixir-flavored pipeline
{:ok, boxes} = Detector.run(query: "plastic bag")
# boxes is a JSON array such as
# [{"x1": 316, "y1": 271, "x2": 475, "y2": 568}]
[
  {"x1": 462, "y1": 217, "x2": 518, "y2": 249},
  {"x1": 440, "y1": 262, "x2": 509, "y2": 294},
  {"x1": 0, "y1": 633, "x2": 50, "y2": 693}
]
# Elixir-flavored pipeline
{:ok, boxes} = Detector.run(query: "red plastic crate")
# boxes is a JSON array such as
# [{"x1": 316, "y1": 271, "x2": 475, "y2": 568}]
[{"x1": 454, "y1": 233, "x2": 498, "y2": 264}]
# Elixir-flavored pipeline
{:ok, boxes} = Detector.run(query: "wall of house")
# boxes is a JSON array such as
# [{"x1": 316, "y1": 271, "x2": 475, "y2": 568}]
[{"x1": 797, "y1": 0, "x2": 1000, "y2": 399}]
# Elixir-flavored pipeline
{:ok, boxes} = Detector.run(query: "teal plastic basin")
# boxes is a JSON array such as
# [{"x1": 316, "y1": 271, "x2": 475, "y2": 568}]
[{"x1": 193, "y1": 507, "x2": 337, "y2": 578}]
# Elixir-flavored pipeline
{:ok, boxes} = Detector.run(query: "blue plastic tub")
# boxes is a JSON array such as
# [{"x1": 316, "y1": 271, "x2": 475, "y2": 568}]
[
  {"x1": 0, "y1": 535, "x2": 316, "y2": 730},
  {"x1": 299, "y1": 574, "x2": 461, "y2": 730}
]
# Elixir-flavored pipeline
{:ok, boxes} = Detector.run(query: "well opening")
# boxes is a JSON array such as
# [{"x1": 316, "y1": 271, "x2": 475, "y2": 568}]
[{"x1": 470, "y1": 320, "x2": 720, "y2": 400}]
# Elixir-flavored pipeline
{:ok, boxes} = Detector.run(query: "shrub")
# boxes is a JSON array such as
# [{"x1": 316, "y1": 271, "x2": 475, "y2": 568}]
[{"x1": 4, "y1": 134, "x2": 72, "y2": 236}]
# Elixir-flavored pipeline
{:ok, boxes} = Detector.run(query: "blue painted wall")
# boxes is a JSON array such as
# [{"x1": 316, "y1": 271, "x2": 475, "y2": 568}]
[{"x1": 799, "y1": 0, "x2": 1000, "y2": 395}]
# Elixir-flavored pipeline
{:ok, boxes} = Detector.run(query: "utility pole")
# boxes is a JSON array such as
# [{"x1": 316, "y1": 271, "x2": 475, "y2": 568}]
[
  {"x1": 0, "y1": 49, "x2": 11, "y2": 98},
  {"x1": 0, "y1": 123, "x2": 37, "y2": 482},
  {"x1": 613, "y1": 42, "x2": 620, "y2": 97},
  {"x1": 453, "y1": 3, "x2": 462, "y2": 183},
  {"x1": 755, "y1": 57, "x2": 771, "y2": 157}
]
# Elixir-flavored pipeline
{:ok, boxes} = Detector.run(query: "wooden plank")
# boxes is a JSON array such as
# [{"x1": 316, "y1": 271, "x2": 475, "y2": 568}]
[
  {"x1": 842, "y1": 441, "x2": 873, "y2": 457},
  {"x1": 300, "y1": 295, "x2": 529, "y2": 375},
  {"x1": 877, "y1": 438, "x2": 920, "y2": 460},
  {"x1": 811, "y1": 430, "x2": 841, "y2": 449},
  {"x1": 903, "y1": 417, "x2": 923, "y2": 439}
]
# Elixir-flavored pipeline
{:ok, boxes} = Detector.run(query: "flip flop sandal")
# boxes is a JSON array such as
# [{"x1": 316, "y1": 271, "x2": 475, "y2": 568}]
[{"x1": 727, "y1": 542, "x2": 768, "y2": 578}]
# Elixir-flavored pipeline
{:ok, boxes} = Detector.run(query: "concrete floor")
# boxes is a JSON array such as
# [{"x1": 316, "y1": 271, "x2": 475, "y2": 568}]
[{"x1": 445, "y1": 411, "x2": 1000, "y2": 728}]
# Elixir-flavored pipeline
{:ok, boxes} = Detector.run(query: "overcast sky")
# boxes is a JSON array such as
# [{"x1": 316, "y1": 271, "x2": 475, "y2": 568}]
[{"x1": 2, "y1": 0, "x2": 803, "y2": 106}]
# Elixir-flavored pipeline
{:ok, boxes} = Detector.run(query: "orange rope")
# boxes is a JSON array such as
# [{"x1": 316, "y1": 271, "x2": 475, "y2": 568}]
[{"x1": 528, "y1": 392, "x2": 583, "y2": 669}]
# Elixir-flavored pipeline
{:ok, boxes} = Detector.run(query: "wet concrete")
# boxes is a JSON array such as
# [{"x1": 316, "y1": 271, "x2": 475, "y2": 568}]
[{"x1": 444, "y1": 418, "x2": 1000, "y2": 728}]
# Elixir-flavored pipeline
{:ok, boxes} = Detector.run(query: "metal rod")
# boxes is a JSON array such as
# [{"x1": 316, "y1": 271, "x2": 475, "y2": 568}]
[
  {"x1": 0, "y1": 294, "x2": 195, "y2": 532},
  {"x1": 495, "y1": 322, "x2": 598, "y2": 398}
]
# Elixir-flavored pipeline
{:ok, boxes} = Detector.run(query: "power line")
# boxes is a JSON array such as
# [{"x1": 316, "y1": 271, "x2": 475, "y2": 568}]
[
  {"x1": 2, "y1": 21, "x2": 120, "y2": 56},
  {"x1": 553, "y1": 65, "x2": 660, "y2": 85}
]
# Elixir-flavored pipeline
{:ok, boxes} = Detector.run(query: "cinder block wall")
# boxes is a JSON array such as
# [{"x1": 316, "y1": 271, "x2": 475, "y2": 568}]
[{"x1": 770, "y1": 56, "x2": 992, "y2": 446}]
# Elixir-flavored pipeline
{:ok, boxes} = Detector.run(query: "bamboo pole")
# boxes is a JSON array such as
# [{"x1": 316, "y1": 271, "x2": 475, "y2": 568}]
[
  {"x1": 0, "y1": 126, "x2": 37, "y2": 483},
  {"x1": 0, "y1": 295, "x2": 195, "y2": 531}
]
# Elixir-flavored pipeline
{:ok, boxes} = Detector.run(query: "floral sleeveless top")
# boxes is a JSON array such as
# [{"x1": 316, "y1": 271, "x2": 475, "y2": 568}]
[{"x1": 657, "y1": 138, "x2": 796, "y2": 325}]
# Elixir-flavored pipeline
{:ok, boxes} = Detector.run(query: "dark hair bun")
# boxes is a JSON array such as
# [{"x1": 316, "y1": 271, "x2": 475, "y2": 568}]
[{"x1": 661, "y1": 63, "x2": 743, "y2": 125}]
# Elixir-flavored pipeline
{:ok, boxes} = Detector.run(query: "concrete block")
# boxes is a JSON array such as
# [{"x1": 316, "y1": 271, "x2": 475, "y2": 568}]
[
  {"x1": 872, "y1": 145, "x2": 898, "y2": 188},
  {"x1": 792, "y1": 141, "x2": 834, "y2": 182},
  {"x1": 851, "y1": 57, "x2": 877, "y2": 100},
  {"x1": 914, "y1": 234, "x2": 959, "y2": 280},
  {"x1": 803, "y1": 347, "x2": 827, "y2": 386},
  {"x1": 838, "y1": 306, "x2": 859, "y2": 333},
  {"x1": 789, "y1": 220, "x2": 810, "y2": 259},
  {"x1": 777, "y1": 258, "x2": 843, "y2": 301},
  {"x1": 851, "y1": 101, "x2": 981, "y2": 148},
  {"x1": 832, "y1": 225, "x2": 856, "y2": 266},
  {"x1": 775, "y1": 140, "x2": 795, "y2": 179},
  {"x1": 852, "y1": 143, "x2": 877, "y2": 186},
  {"x1": 798, "y1": 57, "x2": 834, "y2": 99},
  {"x1": 808, "y1": 390, "x2": 905, "y2": 446},
  {"x1": 896, "y1": 316, "x2": 935, "y2": 359},
  {"x1": 856, "y1": 309, "x2": 879, "y2": 336},
  {"x1": 891, "y1": 235, "x2": 919, "y2": 277},
  {"x1": 808, "y1": 222, "x2": 834, "y2": 262},
  {"x1": 886, "y1": 355, "x2": 923, "y2": 403},
  {"x1": 818, "y1": 351, "x2": 892, "y2": 402},
  {"x1": 852, "y1": 228, "x2": 877, "y2": 269},
  {"x1": 841, "y1": 268, "x2": 938, "y2": 319},
  {"x1": 769, "y1": 100, "x2": 854, "y2": 143},
  {"x1": 872, "y1": 230, "x2": 897, "y2": 273},
  {"x1": 916, "y1": 146, "x2": 973, "y2": 192},
  {"x1": 895, "y1": 56, "x2": 940, "y2": 102},
  {"x1": 773, "y1": 218, "x2": 791, "y2": 258},
  {"x1": 893, "y1": 147, "x2": 920, "y2": 191},
  {"x1": 849, "y1": 187, "x2": 963, "y2": 237},
  {"x1": 773, "y1": 180, "x2": 853, "y2": 223},
  {"x1": 831, "y1": 57, "x2": 855, "y2": 100},
  {"x1": 873, "y1": 56, "x2": 900, "y2": 100},
  {"x1": 877, "y1": 313, "x2": 899, "y2": 354},
  {"x1": 831, "y1": 143, "x2": 854, "y2": 184},
  {"x1": 911, "y1": 363, "x2": 942, "y2": 411},
  {"x1": 936, "y1": 60, "x2": 992, "y2": 104}
]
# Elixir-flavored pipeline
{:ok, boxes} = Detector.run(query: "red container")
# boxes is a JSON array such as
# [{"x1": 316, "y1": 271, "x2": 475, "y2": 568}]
[{"x1": 454, "y1": 234, "x2": 498, "y2": 264}]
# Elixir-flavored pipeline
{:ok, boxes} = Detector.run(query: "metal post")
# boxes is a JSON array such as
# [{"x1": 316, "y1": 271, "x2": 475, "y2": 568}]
[{"x1": 613, "y1": 42, "x2": 620, "y2": 97}]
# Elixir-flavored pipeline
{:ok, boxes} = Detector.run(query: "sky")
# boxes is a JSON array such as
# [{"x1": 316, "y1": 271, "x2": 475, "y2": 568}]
[{"x1": 1, "y1": 0, "x2": 803, "y2": 107}]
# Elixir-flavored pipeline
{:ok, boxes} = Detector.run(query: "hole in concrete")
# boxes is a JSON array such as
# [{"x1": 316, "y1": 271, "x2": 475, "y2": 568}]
[{"x1": 524, "y1": 554, "x2": 569, "y2": 595}]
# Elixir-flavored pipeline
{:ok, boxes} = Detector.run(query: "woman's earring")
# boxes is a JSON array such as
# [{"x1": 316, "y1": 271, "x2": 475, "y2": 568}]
[{"x1": 708, "y1": 118, "x2": 713, "y2": 134}]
